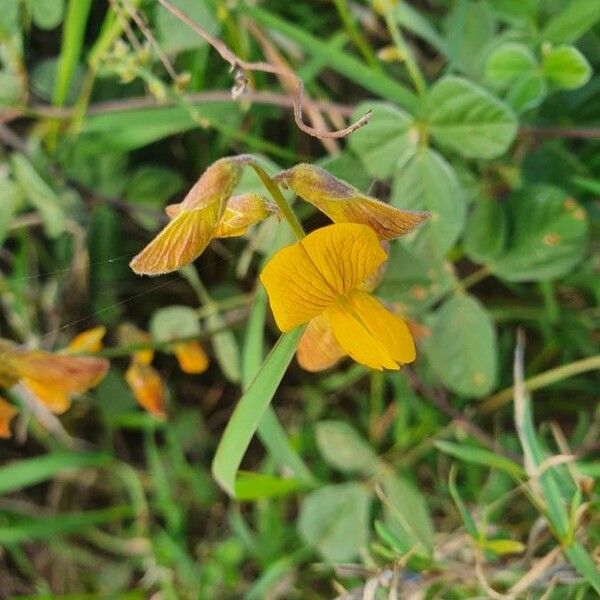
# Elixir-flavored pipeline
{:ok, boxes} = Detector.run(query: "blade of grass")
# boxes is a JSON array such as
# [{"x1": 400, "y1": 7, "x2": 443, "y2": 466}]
[
  {"x1": 0, "y1": 451, "x2": 111, "y2": 496},
  {"x1": 0, "y1": 506, "x2": 134, "y2": 544},
  {"x1": 240, "y1": 4, "x2": 419, "y2": 112},
  {"x1": 212, "y1": 326, "x2": 304, "y2": 497},
  {"x1": 448, "y1": 465, "x2": 478, "y2": 538},
  {"x1": 243, "y1": 288, "x2": 315, "y2": 485}
]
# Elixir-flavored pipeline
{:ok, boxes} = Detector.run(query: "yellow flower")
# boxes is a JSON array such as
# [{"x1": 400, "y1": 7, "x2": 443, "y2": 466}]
[
  {"x1": 260, "y1": 223, "x2": 415, "y2": 371},
  {"x1": 0, "y1": 339, "x2": 109, "y2": 415},
  {"x1": 172, "y1": 341, "x2": 209, "y2": 374},
  {"x1": 129, "y1": 156, "x2": 266, "y2": 276},
  {"x1": 124, "y1": 362, "x2": 166, "y2": 420},
  {"x1": 274, "y1": 164, "x2": 430, "y2": 239},
  {"x1": 65, "y1": 326, "x2": 107, "y2": 354},
  {"x1": 0, "y1": 396, "x2": 18, "y2": 439}
]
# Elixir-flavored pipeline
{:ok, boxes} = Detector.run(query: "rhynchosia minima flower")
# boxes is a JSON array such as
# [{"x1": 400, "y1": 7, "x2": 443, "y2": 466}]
[
  {"x1": 260, "y1": 223, "x2": 416, "y2": 371},
  {"x1": 0, "y1": 336, "x2": 109, "y2": 415},
  {"x1": 130, "y1": 156, "x2": 275, "y2": 276}
]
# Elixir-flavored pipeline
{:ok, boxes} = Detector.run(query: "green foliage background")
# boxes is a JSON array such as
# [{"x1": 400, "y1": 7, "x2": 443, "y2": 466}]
[{"x1": 0, "y1": 0, "x2": 599, "y2": 597}]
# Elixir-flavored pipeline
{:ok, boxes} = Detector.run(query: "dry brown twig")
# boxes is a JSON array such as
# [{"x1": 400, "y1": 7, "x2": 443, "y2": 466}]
[{"x1": 155, "y1": 0, "x2": 372, "y2": 140}]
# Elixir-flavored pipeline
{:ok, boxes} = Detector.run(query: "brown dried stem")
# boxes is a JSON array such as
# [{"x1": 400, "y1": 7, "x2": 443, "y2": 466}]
[{"x1": 155, "y1": 0, "x2": 372, "y2": 140}]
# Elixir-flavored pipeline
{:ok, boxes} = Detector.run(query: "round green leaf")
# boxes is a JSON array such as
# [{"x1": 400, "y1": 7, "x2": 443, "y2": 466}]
[
  {"x1": 348, "y1": 102, "x2": 417, "y2": 179},
  {"x1": 505, "y1": 73, "x2": 547, "y2": 112},
  {"x1": 28, "y1": 0, "x2": 64, "y2": 30},
  {"x1": 150, "y1": 305, "x2": 200, "y2": 342},
  {"x1": 392, "y1": 148, "x2": 466, "y2": 256},
  {"x1": 298, "y1": 482, "x2": 371, "y2": 563},
  {"x1": 463, "y1": 196, "x2": 507, "y2": 263},
  {"x1": 315, "y1": 421, "x2": 379, "y2": 476},
  {"x1": 426, "y1": 76, "x2": 517, "y2": 159},
  {"x1": 542, "y1": 45, "x2": 592, "y2": 90},
  {"x1": 424, "y1": 294, "x2": 497, "y2": 397},
  {"x1": 489, "y1": 186, "x2": 589, "y2": 281},
  {"x1": 485, "y1": 42, "x2": 537, "y2": 87}
]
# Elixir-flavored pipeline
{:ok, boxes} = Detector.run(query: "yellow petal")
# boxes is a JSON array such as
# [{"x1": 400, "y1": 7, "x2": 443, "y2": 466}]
[
  {"x1": 212, "y1": 193, "x2": 272, "y2": 238},
  {"x1": 65, "y1": 326, "x2": 107, "y2": 354},
  {"x1": 178, "y1": 155, "x2": 250, "y2": 211},
  {"x1": 325, "y1": 291, "x2": 415, "y2": 370},
  {"x1": 22, "y1": 378, "x2": 71, "y2": 414},
  {"x1": 7, "y1": 350, "x2": 109, "y2": 395},
  {"x1": 0, "y1": 396, "x2": 18, "y2": 438},
  {"x1": 260, "y1": 223, "x2": 387, "y2": 331},
  {"x1": 296, "y1": 315, "x2": 345, "y2": 372},
  {"x1": 125, "y1": 362, "x2": 166, "y2": 419},
  {"x1": 275, "y1": 164, "x2": 430, "y2": 239},
  {"x1": 117, "y1": 324, "x2": 154, "y2": 365},
  {"x1": 129, "y1": 201, "x2": 223, "y2": 276},
  {"x1": 173, "y1": 341, "x2": 209, "y2": 374}
]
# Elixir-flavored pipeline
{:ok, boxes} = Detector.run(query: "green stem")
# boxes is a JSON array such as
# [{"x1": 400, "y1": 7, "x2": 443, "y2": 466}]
[
  {"x1": 249, "y1": 163, "x2": 305, "y2": 240},
  {"x1": 332, "y1": 0, "x2": 380, "y2": 70},
  {"x1": 381, "y1": 1, "x2": 426, "y2": 97},
  {"x1": 460, "y1": 265, "x2": 492, "y2": 291},
  {"x1": 480, "y1": 354, "x2": 600, "y2": 414}
]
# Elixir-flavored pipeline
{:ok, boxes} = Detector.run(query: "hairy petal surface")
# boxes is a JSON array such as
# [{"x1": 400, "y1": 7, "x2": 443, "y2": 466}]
[
  {"x1": 130, "y1": 201, "x2": 223, "y2": 275},
  {"x1": 260, "y1": 223, "x2": 387, "y2": 331},
  {"x1": 276, "y1": 164, "x2": 430, "y2": 239},
  {"x1": 296, "y1": 314, "x2": 345, "y2": 372},
  {"x1": 325, "y1": 291, "x2": 415, "y2": 370}
]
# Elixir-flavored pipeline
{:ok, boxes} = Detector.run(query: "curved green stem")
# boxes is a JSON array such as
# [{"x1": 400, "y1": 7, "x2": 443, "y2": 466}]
[{"x1": 249, "y1": 163, "x2": 306, "y2": 240}]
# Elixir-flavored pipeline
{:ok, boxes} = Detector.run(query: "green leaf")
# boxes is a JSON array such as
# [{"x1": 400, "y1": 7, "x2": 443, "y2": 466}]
[
  {"x1": 448, "y1": 465, "x2": 478, "y2": 538},
  {"x1": 392, "y1": 148, "x2": 466, "y2": 256},
  {"x1": 377, "y1": 242, "x2": 456, "y2": 314},
  {"x1": 234, "y1": 472, "x2": 304, "y2": 500},
  {"x1": 298, "y1": 482, "x2": 371, "y2": 562},
  {"x1": 445, "y1": 0, "x2": 496, "y2": 77},
  {"x1": 315, "y1": 421, "x2": 379, "y2": 476},
  {"x1": 206, "y1": 311, "x2": 240, "y2": 383},
  {"x1": 484, "y1": 42, "x2": 537, "y2": 87},
  {"x1": 541, "y1": 0, "x2": 600, "y2": 44},
  {"x1": 10, "y1": 154, "x2": 66, "y2": 238},
  {"x1": 0, "y1": 452, "x2": 111, "y2": 496},
  {"x1": 27, "y1": 0, "x2": 64, "y2": 30},
  {"x1": 505, "y1": 73, "x2": 547, "y2": 112},
  {"x1": 463, "y1": 196, "x2": 507, "y2": 263},
  {"x1": 481, "y1": 538, "x2": 525, "y2": 555},
  {"x1": 563, "y1": 542, "x2": 600, "y2": 594},
  {"x1": 0, "y1": 171, "x2": 20, "y2": 246},
  {"x1": 212, "y1": 328, "x2": 304, "y2": 496},
  {"x1": 424, "y1": 294, "x2": 497, "y2": 397},
  {"x1": 434, "y1": 441, "x2": 525, "y2": 479},
  {"x1": 489, "y1": 0, "x2": 537, "y2": 24},
  {"x1": 0, "y1": 506, "x2": 133, "y2": 544},
  {"x1": 489, "y1": 186, "x2": 589, "y2": 281},
  {"x1": 150, "y1": 305, "x2": 200, "y2": 342},
  {"x1": 426, "y1": 76, "x2": 517, "y2": 159},
  {"x1": 542, "y1": 45, "x2": 592, "y2": 90},
  {"x1": 156, "y1": 0, "x2": 219, "y2": 54},
  {"x1": 394, "y1": 2, "x2": 448, "y2": 54},
  {"x1": 378, "y1": 470, "x2": 435, "y2": 556},
  {"x1": 348, "y1": 102, "x2": 417, "y2": 179}
]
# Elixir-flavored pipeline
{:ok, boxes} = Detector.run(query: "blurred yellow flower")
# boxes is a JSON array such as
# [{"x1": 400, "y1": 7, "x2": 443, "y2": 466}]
[
  {"x1": 0, "y1": 396, "x2": 18, "y2": 439},
  {"x1": 172, "y1": 341, "x2": 209, "y2": 374},
  {"x1": 260, "y1": 223, "x2": 415, "y2": 371},
  {"x1": 65, "y1": 326, "x2": 107, "y2": 354},
  {"x1": 124, "y1": 362, "x2": 166, "y2": 420},
  {"x1": 0, "y1": 338, "x2": 109, "y2": 415}
]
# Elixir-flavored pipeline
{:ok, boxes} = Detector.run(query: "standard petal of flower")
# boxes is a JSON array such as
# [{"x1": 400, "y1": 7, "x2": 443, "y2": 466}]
[
  {"x1": 125, "y1": 362, "x2": 166, "y2": 419},
  {"x1": 129, "y1": 202, "x2": 223, "y2": 276},
  {"x1": 179, "y1": 155, "x2": 250, "y2": 211},
  {"x1": 325, "y1": 291, "x2": 415, "y2": 370},
  {"x1": 22, "y1": 378, "x2": 71, "y2": 414},
  {"x1": 173, "y1": 341, "x2": 209, "y2": 374},
  {"x1": 212, "y1": 193, "x2": 272, "y2": 238},
  {"x1": 0, "y1": 396, "x2": 18, "y2": 438},
  {"x1": 296, "y1": 315, "x2": 345, "y2": 372},
  {"x1": 276, "y1": 164, "x2": 429, "y2": 239},
  {"x1": 260, "y1": 223, "x2": 387, "y2": 331},
  {"x1": 66, "y1": 326, "x2": 107, "y2": 353},
  {"x1": 8, "y1": 351, "x2": 109, "y2": 395}
]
